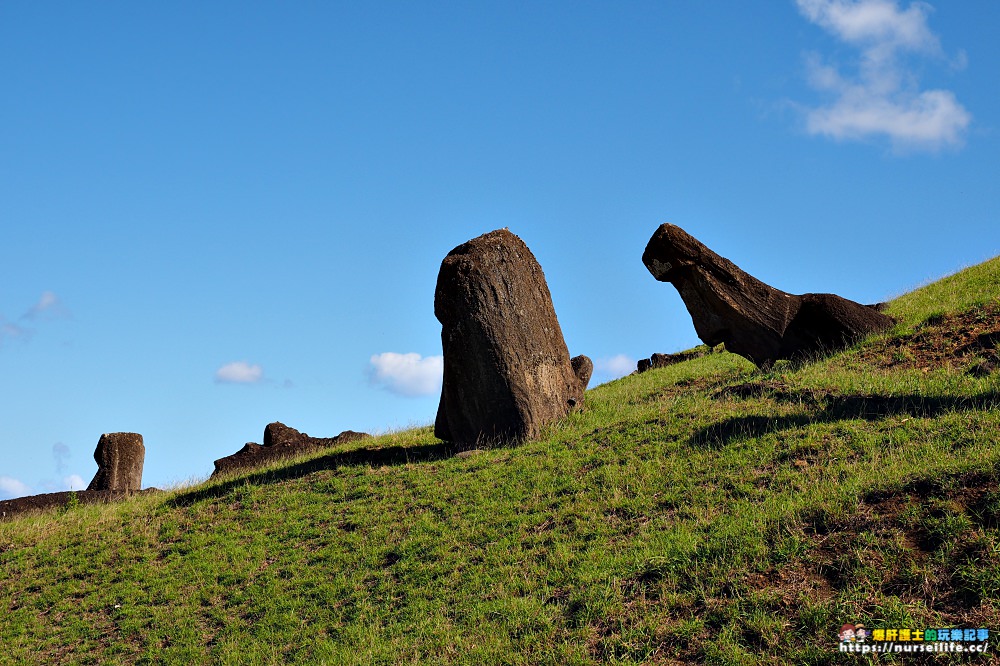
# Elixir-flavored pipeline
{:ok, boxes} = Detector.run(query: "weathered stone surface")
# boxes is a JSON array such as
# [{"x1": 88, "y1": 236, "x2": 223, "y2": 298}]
[
  {"x1": 571, "y1": 355, "x2": 594, "y2": 396},
  {"x1": 211, "y1": 422, "x2": 370, "y2": 478},
  {"x1": 642, "y1": 224, "x2": 894, "y2": 367},
  {"x1": 434, "y1": 229, "x2": 589, "y2": 448},
  {"x1": 636, "y1": 349, "x2": 707, "y2": 373},
  {"x1": 264, "y1": 421, "x2": 311, "y2": 448},
  {"x1": 87, "y1": 432, "x2": 145, "y2": 491}
]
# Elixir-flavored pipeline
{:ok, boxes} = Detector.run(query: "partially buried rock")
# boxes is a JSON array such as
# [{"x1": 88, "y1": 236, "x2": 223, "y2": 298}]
[
  {"x1": 636, "y1": 349, "x2": 708, "y2": 373},
  {"x1": 211, "y1": 422, "x2": 370, "y2": 478},
  {"x1": 434, "y1": 228, "x2": 591, "y2": 448},
  {"x1": 642, "y1": 224, "x2": 894, "y2": 368},
  {"x1": 87, "y1": 432, "x2": 145, "y2": 491},
  {"x1": 0, "y1": 488, "x2": 160, "y2": 521},
  {"x1": 571, "y1": 355, "x2": 594, "y2": 396}
]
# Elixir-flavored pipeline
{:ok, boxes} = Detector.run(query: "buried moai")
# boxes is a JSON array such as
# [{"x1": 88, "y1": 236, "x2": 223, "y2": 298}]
[
  {"x1": 642, "y1": 224, "x2": 894, "y2": 368},
  {"x1": 434, "y1": 228, "x2": 591, "y2": 448},
  {"x1": 87, "y1": 432, "x2": 145, "y2": 491},
  {"x1": 211, "y1": 422, "x2": 370, "y2": 478},
  {"x1": 0, "y1": 432, "x2": 153, "y2": 519}
]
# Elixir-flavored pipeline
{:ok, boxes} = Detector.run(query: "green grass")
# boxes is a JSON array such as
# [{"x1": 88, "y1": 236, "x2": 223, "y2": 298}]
[
  {"x1": 888, "y1": 256, "x2": 1000, "y2": 329},
  {"x1": 3, "y1": 259, "x2": 1000, "y2": 664}
]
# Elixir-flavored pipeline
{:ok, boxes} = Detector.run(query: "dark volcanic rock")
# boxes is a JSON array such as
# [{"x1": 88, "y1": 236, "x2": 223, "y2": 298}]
[
  {"x1": 211, "y1": 422, "x2": 370, "y2": 478},
  {"x1": 636, "y1": 349, "x2": 708, "y2": 373},
  {"x1": 642, "y1": 224, "x2": 894, "y2": 367},
  {"x1": 434, "y1": 229, "x2": 589, "y2": 448},
  {"x1": 264, "y1": 421, "x2": 311, "y2": 448},
  {"x1": 87, "y1": 432, "x2": 145, "y2": 492},
  {"x1": 571, "y1": 355, "x2": 594, "y2": 394},
  {"x1": 0, "y1": 489, "x2": 160, "y2": 521}
]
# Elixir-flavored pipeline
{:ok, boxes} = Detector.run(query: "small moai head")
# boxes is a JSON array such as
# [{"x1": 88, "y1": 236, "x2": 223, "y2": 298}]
[{"x1": 87, "y1": 432, "x2": 144, "y2": 492}]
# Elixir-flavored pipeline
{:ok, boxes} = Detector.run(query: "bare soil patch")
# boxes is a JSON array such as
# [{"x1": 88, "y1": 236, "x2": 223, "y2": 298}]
[{"x1": 860, "y1": 300, "x2": 1000, "y2": 375}]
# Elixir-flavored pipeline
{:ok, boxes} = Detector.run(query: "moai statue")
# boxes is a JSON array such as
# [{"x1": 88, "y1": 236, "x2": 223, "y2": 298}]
[
  {"x1": 434, "y1": 229, "x2": 591, "y2": 448},
  {"x1": 642, "y1": 223, "x2": 893, "y2": 367},
  {"x1": 87, "y1": 432, "x2": 145, "y2": 491}
]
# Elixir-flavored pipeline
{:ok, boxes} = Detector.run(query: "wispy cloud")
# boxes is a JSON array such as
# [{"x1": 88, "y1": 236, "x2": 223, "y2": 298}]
[
  {"x1": 594, "y1": 354, "x2": 636, "y2": 382},
  {"x1": 794, "y1": 0, "x2": 970, "y2": 152},
  {"x1": 0, "y1": 476, "x2": 32, "y2": 500},
  {"x1": 368, "y1": 352, "x2": 443, "y2": 397},
  {"x1": 215, "y1": 361, "x2": 264, "y2": 384},
  {"x1": 23, "y1": 291, "x2": 70, "y2": 320},
  {"x1": 1, "y1": 291, "x2": 70, "y2": 348},
  {"x1": 0, "y1": 318, "x2": 31, "y2": 344}
]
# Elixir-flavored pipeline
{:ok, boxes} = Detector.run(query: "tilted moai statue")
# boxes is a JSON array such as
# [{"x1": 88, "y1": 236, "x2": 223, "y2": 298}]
[
  {"x1": 642, "y1": 223, "x2": 894, "y2": 367},
  {"x1": 434, "y1": 228, "x2": 591, "y2": 448}
]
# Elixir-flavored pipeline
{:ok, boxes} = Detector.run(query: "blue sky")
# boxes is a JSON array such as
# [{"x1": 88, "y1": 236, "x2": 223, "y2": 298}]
[{"x1": 2, "y1": 1, "x2": 997, "y2": 497}]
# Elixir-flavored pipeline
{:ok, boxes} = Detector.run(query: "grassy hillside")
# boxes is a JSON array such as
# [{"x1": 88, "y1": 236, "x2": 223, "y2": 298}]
[{"x1": 3, "y1": 258, "x2": 999, "y2": 665}]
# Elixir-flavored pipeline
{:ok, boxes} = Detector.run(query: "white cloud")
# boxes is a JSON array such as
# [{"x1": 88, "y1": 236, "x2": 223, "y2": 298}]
[
  {"x1": 63, "y1": 474, "x2": 87, "y2": 491},
  {"x1": 594, "y1": 354, "x2": 636, "y2": 381},
  {"x1": 794, "y1": 0, "x2": 970, "y2": 151},
  {"x1": 797, "y1": 0, "x2": 939, "y2": 51},
  {"x1": 369, "y1": 352, "x2": 443, "y2": 397},
  {"x1": 215, "y1": 361, "x2": 264, "y2": 384},
  {"x1": 0, "y1": 476, "x2": 32, "y2": 500}
]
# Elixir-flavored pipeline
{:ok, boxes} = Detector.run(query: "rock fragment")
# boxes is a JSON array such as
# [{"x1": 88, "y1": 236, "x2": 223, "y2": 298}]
[
  {"x1": 571, "y1": 355, "x2": 594, "y2": 393},
  {"x1": 636, "y1": 349, "x2": 708, "y2": 373}
]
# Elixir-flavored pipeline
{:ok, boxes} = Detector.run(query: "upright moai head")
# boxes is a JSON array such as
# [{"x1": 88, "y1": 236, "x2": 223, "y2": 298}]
[
  {"x1": 434, "y1": 229, "x2": 590, "y2": 448},
  {"x1": 86, "y1": 432, "x2": 144, "y2": 492}
]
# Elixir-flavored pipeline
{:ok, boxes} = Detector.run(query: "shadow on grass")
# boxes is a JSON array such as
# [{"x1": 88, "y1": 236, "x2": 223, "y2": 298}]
[
  {"x1": 691, "y1": 391, "x2": 1000, "y2": 448},
  {"x1": 169, "y1": 442, "x2": 455, "y2": 508}
]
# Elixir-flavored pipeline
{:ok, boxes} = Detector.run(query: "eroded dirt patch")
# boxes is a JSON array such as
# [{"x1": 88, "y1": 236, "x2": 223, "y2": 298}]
[
  {"x1": 803, "y1": 470, "x2": 1000, "y2": 627},
  {"x1": 860, "y1": 300, "x2": 1000, "y2": 375}
]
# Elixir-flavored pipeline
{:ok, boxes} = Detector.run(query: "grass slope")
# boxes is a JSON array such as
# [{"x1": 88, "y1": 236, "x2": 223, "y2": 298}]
[{"x1": 3, "y1": 258, "x2": 1000, "y2": 665}]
